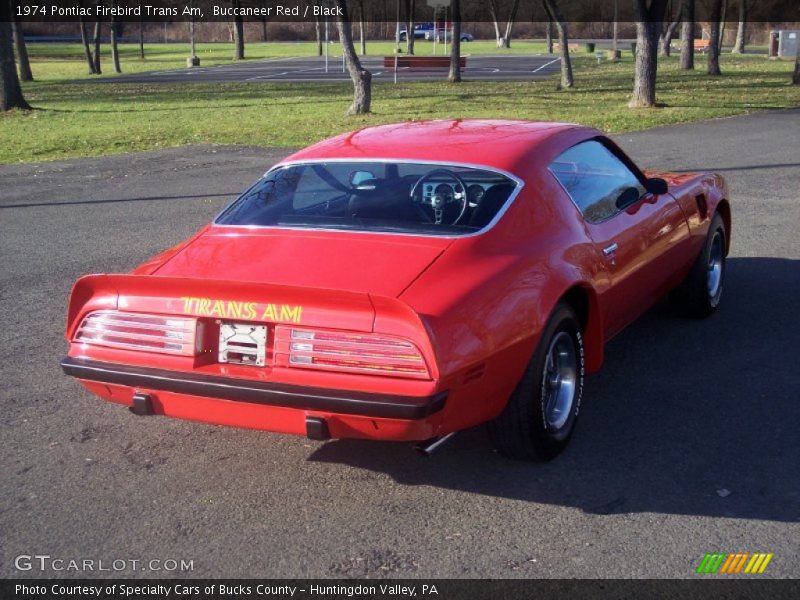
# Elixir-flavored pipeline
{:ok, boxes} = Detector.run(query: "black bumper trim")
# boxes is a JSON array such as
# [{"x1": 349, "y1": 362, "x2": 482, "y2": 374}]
[{"x1": 61, "y1": 356, "x2": 446, "y2": 420}]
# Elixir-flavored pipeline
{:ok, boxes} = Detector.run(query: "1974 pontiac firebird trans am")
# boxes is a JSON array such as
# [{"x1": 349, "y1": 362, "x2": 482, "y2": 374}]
[{"x1": 61, "y1": 120, "x2": 730, "y2": 460}]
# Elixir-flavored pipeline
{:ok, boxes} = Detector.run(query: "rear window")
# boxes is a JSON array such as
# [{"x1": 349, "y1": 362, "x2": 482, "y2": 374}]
[{"x1": 215, "y1": 161, "x2": 519, "y2": 236}]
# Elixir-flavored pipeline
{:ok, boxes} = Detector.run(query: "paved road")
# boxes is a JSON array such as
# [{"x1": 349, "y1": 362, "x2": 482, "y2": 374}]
[
  {"x1": 1, "y1": 110, "x2": 798, "y2": 579},
  {"x1": 85, "y1": 55, "x2": 562, "y2": 84}
]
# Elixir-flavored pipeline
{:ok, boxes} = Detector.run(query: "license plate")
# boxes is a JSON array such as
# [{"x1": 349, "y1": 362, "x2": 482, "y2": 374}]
[{"x1": 218, "y1": 322, "x2": 267, "y2": 367}]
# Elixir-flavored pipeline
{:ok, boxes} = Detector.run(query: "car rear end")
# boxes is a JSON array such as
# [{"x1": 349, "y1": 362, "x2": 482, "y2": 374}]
[{"x1": 61, "y1": 274, "x2": 446, "y2": 441}]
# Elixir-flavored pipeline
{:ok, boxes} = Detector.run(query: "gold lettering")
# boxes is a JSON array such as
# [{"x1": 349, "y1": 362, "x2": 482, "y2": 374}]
[
  {"x1": 261, "y1": 304, "x2": 278, "y2": 321},
  {"x1": 210, "y1": 299, "x2": 225, "y2": 317},
  {"x1": 226, "y1": 301, "x2": 243, "y2": 319},
  {"x1": 198, "y1": 298, "x2": 211, "y2": 316},
  {"x1": 280, "y1": 305, "x2": 302, "y2": 324},
  {"x1": 244, "y1": 302, "x2": 258, "y2": 320}
]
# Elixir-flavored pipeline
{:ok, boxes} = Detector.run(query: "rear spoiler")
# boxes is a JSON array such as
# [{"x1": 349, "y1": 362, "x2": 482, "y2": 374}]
[
  {"x1": 65, "y1": 274, "x2": 438, "y2": 374},
  {"x1": 66, "y1": 274, "x2": 375, "y2": 340}
]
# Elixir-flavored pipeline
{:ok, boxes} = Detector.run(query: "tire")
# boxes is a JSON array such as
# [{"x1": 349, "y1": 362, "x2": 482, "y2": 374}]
[
  {"x1": 671, "y1": 213, "x2": 726, "y2": 318},
  {"x1": 488, "y1": 303, "x2": 585, "y2": 461}
]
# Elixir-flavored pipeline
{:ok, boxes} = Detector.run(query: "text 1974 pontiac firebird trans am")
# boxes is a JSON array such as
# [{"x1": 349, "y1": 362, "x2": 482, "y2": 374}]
[{"x1": 61, "y1": 120, "x2": 729, "y2": 460}]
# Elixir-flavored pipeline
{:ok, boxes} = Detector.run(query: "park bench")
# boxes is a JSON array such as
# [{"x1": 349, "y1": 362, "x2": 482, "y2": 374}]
[
  {"x1": 694, "y1": 39, "x2": 711, "y2": 52},
  {"x1": 383, "y1": 56, "x2": 467, "y2": 68}
]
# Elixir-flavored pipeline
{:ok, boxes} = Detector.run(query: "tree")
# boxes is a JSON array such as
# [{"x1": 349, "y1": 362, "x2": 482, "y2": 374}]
[
  {"x1": 732, "y1": 0, "x2": 753, "y2": 53},
  {"x1": 544, "y1": 8, "x2": 554, "y2": 54},
  {"x1": 78, "y1": 10, "x2": 96, "y2": 73},
  {"x1": 629, "y1": 0, "x2": 669, "y2": 108},
  {"x1": 707, "y1": 0, "x2": 723, "y2": 75},
  {"x1": 10, "y1": 12, "x2": 32, "y2": 82},
  {"x1": 659, "y1": 1, "x2": 683, "y2": 57},
  {"x1": 335, "y1": 0, "x2": 371, "y2": 115},
  {"x1": 405, "y1": 0, "x2": 415, "y2": 55},
  {"x1": 793, "y1": 45, "x2": 799, "y2": 85},
  {"x1": 449, "y1": 0, "x2": 462, "y2": 83},
  {"x1": 314, "y1": 15, "x2": 322, "y2": 56},
  {"x1": 488, "y1": 0, "x2": 521, "y2": 49},
  {"x1": 543, "y1": 0, "x2": 573, "y2": 88},
  {"x1": 110, "y1": 14, "x2": 122, "y2": 73},
  {"x1": 232, "y1": 1, "x2": 244, "y2": 60},
  {"x1": 680, "y1": 0, "x2": 694, "y2": 69},
  {"x1": 92, "y1": 17, "x2": 102, "y2": 74},
  {"x1": 356, "y1": 0, "x2": 365, "y2": 56},
  {"x1": 138, "y1": 17, "x2": 145, "y2": 59},
  {"x1": 1, "y1": 16, "x2": 30, "y2": 110}
]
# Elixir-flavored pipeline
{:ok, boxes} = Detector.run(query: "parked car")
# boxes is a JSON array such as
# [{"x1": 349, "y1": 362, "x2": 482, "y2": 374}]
[
  {"x1": 399, "y1": 23, "x2": 433, "y2": 41},
  {"x1": 424, "y1": 29, "x2": 474, "y2": 42},
  {"x1": 61, "y1": 120, "x2": 730, "y2": 461}
]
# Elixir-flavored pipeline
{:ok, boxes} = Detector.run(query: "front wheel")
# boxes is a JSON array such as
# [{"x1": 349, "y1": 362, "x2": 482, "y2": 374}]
[
  {"x1": 488, "y1": 304, "x2": 585, "y2": 461},
  {"x1": 671, "y1": 213, "x2": 726, "y2": 318}
]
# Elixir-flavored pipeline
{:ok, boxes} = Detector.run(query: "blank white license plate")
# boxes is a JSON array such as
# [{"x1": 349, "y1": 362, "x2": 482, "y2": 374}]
[{"x1": 218, "y1": 322, "x2": 267, "y2": 367}]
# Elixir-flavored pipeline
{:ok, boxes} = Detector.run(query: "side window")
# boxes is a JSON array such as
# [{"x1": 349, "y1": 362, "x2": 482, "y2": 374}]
[{"x1": 548, "y1": 140, "x2": 646, "y2": 223}]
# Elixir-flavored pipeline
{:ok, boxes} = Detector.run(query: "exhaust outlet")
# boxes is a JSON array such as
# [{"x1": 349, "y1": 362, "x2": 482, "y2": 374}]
[{"x1": 414, "y1": 432, "x2": 456, "y2": 457}]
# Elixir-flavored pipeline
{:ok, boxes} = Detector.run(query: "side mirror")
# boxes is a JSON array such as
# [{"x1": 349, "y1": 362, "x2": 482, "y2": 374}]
[
  {"x1": 646, "y1": 177, "x2": 668, "y2": 195},
  {"x1": 615, "y1": 186, "x2": 642, "y2": 210}
]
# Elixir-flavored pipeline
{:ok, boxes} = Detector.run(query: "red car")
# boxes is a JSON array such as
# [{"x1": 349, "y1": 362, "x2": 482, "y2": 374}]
[{"x1": 61, "y1": 120, "x2": 730, "y2": 460}]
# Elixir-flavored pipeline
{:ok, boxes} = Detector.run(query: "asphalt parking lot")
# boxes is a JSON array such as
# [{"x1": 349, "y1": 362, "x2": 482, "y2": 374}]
[
  {"x1": 1, "y1": 109, "x2": 798, "y2": 578},
  {"x1": 84, "y1": 54, "x2": 562, "y2": 84}
]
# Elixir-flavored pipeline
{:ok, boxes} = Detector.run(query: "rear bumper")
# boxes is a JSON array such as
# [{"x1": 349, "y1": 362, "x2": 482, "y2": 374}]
[{"x1": 61, "y1": 356, "x2": 447, "y2": 421}]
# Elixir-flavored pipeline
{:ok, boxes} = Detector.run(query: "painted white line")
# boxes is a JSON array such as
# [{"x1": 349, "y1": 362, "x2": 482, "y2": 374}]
[{"x1": 533, "y1": 58, "x2": 561, "y2": 73}]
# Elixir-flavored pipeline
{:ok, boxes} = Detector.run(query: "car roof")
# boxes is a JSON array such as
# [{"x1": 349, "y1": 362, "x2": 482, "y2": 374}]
[{"x1": 281, "y1": 119, "x2": 594, "y2": 173}]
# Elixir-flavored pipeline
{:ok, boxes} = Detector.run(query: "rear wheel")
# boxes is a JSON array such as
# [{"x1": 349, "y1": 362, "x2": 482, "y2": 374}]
[
  {"x1": 488, "y1": 304, "x2": 585, "y2": 461},
  {"x1": 671, "y1": 213, "x2": 726, "y2": 318}
]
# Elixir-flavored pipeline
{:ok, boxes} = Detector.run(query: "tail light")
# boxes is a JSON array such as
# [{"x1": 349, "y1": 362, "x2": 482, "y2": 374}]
[
  {"x1": 73, "y1": 311, "x2": 202, "y2": 356},
  {"x1": 274, "y1": 327, "x2": 430, "y2": 380}
]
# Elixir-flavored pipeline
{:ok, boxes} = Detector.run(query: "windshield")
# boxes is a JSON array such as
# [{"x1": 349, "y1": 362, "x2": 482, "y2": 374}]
[{"x1": 215, "y1": 161, "x2": 519, "y2": 236}]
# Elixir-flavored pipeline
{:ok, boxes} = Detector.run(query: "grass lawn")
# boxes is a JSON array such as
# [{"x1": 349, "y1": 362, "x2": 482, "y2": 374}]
[{"x1": 2, "y1": 42, "x2": 798, "y2": 164}]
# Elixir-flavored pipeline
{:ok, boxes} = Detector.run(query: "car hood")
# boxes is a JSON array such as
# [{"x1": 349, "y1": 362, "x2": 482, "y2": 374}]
[{"x1": 152, "y1": 228, "x2": 452, "y2": 298}]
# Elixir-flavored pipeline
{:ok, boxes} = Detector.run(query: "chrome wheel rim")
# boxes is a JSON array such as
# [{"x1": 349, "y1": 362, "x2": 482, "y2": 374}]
[
  {"x1": 542, "y1": 331, "x2": 577, "y2": 430},
  {"x1": 707, "y1": 232, "x2": 724, "y2": 301}
]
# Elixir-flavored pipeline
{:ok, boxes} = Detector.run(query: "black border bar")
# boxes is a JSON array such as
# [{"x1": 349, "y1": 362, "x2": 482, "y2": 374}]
[{"x1": 61, "y1": 356, "x2": 446, "y2": 420}]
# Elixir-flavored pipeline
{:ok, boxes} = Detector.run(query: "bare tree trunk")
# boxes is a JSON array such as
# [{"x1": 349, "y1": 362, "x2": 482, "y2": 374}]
[
  {"x1": 139, "y1": 17, "x2": 145, "y2": 59},
  {"x1": 11, "y1": 10, "x2": 33, "y2": 81},
  {"x1": 110, "y1": 16, "x2": 122, "y2": 73},
  {"x1": 335, "y1": 0, "x2": 371, "y2": 115},
  {"x1": 680, "y1": 0, "x2": 694, "y2": 69},
  {"x1": 629, "y1": 0, "x2": 669, "y2": 108},
  {"x1": 718, "y1": 0, "x2": 727, "y2": 49},
  {"x1": 405, "y1": 0, "x2": 415, "y2": 55},
  {"x1": 544, "y1": 0, "x2": 573, "y2": 88},
  {"x1": 261, "y1": 1, "x2": 269, "y2": 41},
  {"x1": 793, "y1": 45, "x2": 800, "y2": 84},
  {"x1": 79, "y1": 10, "x2": 96, "y2": 73},
  {"x1": 659, "y1": 1, "x2": 682, "y2": 57},
  {"x1": 488, "y1": 0, "x2": 503, "y2": 48},
  {"x1": 630, "y1": 21, "x2": 661, "y2": 106},
  {"x1": 0, "y1": 17, "x2": 30, "y2": 111},
  {"x1": 732, "y1": 0, "x2": 746, "y2": 53},
  {"x1": 707, "y1": 0, "x2": 723, "y2": 75},
  {"x1": 314, "y1": 16, "x2": 322, "y2": 56},
  {"x1": 449, "y1": 0, "x2": 461, "y2": 82},
  {"x1": 499, "y1": 0, "x2": 521, "y2": 49},
  {"x1": 545, "y1": 9, "x2": 554, "y2": 54},
  {"x1": 92, "y1": 18, "x2": 102, "y2": 75},
  {"x1": 233, "y1": 15, "x2": 244, "y2": 60}
]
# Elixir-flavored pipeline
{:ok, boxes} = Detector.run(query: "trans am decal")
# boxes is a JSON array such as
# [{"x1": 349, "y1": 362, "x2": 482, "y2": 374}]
[{"x1": 180, "y1": 297, "x2": 303, "y2": 324}]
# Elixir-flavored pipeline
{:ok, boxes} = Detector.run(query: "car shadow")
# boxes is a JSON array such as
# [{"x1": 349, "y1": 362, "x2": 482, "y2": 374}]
[{"x1": 307, "y1": 257, "x2": 800, "y2": 522}]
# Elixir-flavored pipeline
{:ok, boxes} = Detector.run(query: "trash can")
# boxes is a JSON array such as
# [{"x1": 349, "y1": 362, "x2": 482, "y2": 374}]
[
  {"x1": 585, "y1": 42, "x2": 596, "y2": 53},
  {"x1": 768, "y1": 31, "x2": 779, "y2": 58}
]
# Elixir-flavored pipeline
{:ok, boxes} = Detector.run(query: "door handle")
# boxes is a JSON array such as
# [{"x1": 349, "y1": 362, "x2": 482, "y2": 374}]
[{"x1": 602, "y1": 243, "x2": 619, "y2": 256}]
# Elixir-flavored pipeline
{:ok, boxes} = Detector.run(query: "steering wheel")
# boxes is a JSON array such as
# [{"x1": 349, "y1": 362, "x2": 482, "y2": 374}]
[{"x1": 409, "y1": 169, "x2": 469, "y2": 225}]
